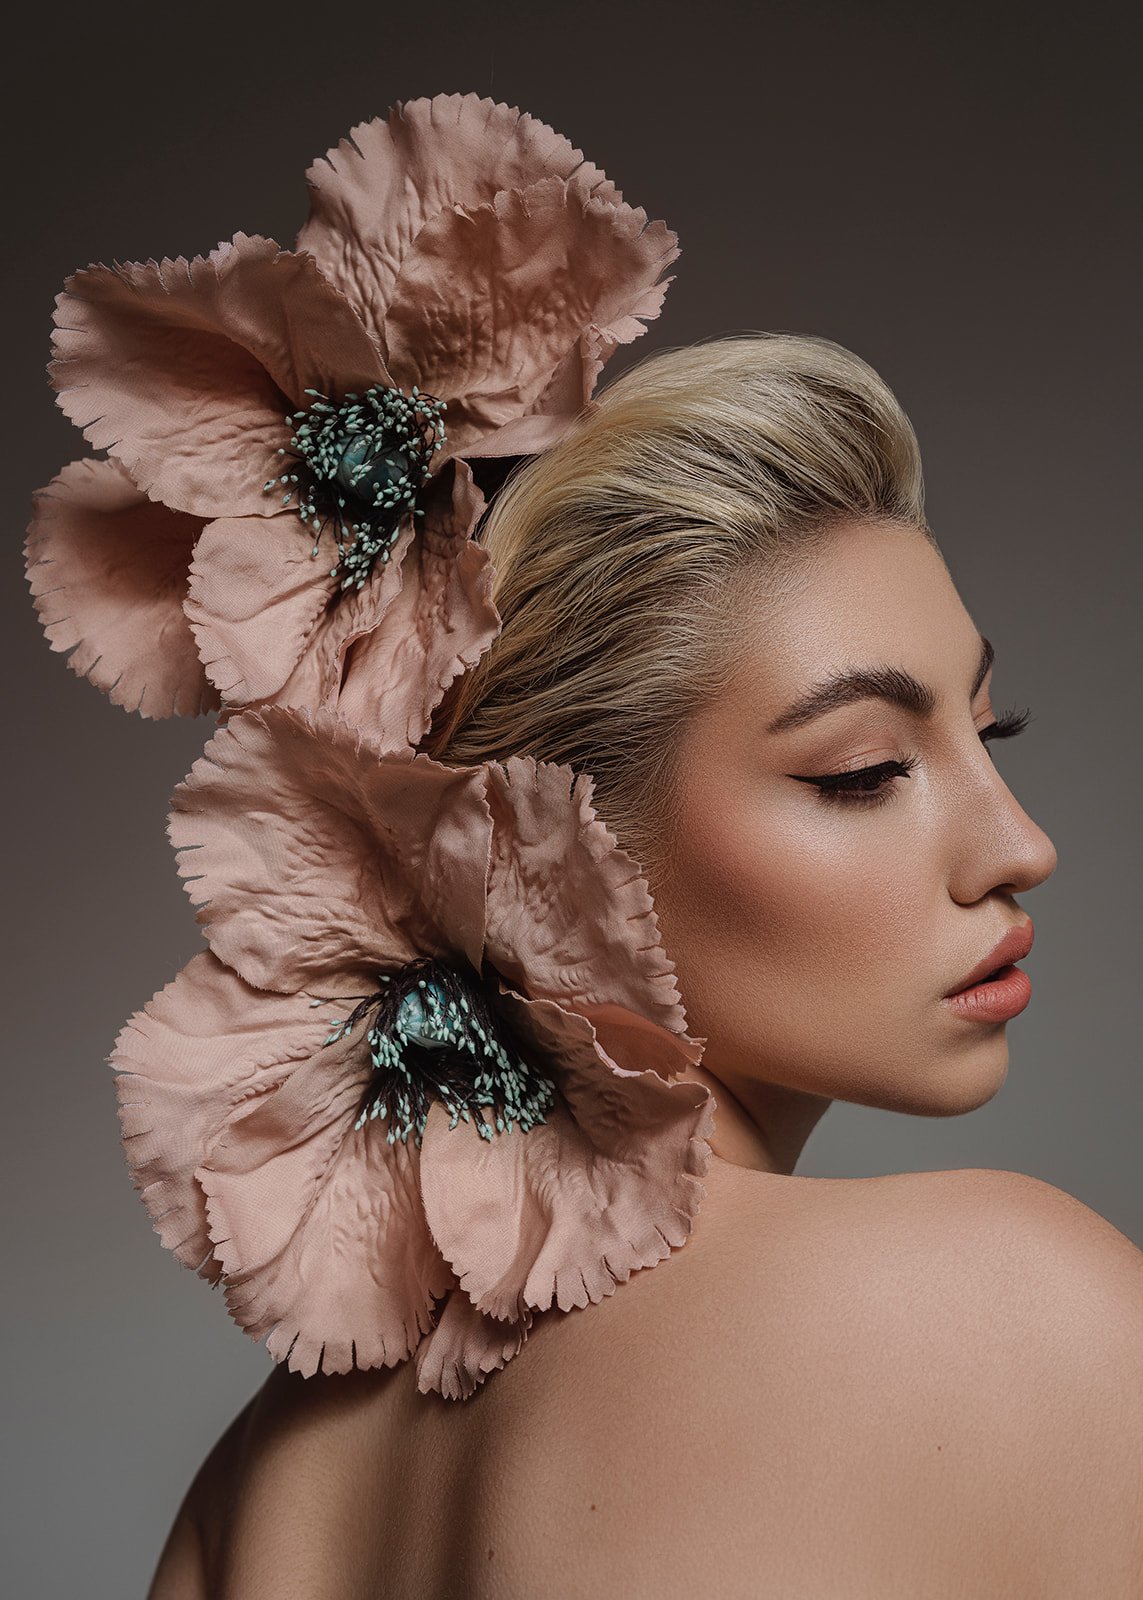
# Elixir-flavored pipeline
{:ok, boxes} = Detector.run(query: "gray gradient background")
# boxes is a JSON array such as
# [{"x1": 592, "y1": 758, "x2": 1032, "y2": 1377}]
[{"x1": 3, "y1": 2, "x2": 1139, "y2": 1593}]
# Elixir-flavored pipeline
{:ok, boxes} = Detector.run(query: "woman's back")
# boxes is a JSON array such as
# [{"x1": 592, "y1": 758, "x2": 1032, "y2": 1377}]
[{"x1": 154, "y1": 1162, "x2": 1143, "y2": 1599}]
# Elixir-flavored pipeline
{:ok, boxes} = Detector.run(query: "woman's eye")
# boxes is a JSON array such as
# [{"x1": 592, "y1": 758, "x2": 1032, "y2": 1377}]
[
  {"x1": 804, "y1": 755, "x2": 919, "y2": 809},
  {"x1": 793, "y1": 705, "x2": 1032, "y2": 809}
]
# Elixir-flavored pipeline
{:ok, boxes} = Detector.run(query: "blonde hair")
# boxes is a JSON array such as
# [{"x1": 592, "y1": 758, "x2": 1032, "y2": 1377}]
[{"x1": 425, "y1": 331, "x2": 934, "y2": 883}]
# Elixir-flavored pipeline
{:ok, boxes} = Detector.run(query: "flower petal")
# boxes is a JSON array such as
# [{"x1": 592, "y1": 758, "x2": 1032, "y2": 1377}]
[
  {"x1": 297, "y1": 91, "x2": 617, "y2": 353},
  {"x1": 414, "y1": 1288, "x2": 534, "y2": 1401},
  {"x1": 25, "y1": 457, "x2": 217, "y2": 718},
  {"x1": 335, "y1": 458, "x2": 499, "y2": 750},
  {"x1": 111, "y1": 951, "x2": 332, "y2": 1279},
  {"x1": 184, "y1": 513, "x2": 336, "y2": 704},
  {"x1": 418, "y1": 994, "x2": 714, "y2": 1322},
  {"x1": 482, "y1": 756, "x2": 700, "y2": 1074},
  {"x1": 168, "y1": 707, "x2": 492, "y2": 994},
  {"x1": 383, "y1": 177, "x2": 679, "y2": 460},
  {"x1": 199, "y1": 1029, "x2": 453, "y2": 1376},
  {"x1": 266, "y1": 520, "x2": 417, "y2": 718},
  {"x1": 446, "y1": 334, "x2": 598, "y2": 460},
  {"x1": 50, "y1": 233, "x2": 386, "y2": 519}
]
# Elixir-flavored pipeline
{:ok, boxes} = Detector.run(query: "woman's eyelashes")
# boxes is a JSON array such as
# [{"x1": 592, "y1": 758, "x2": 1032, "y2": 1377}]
[{"x1": 791, "y1": 706, "x2": 1032, "y2": 809}]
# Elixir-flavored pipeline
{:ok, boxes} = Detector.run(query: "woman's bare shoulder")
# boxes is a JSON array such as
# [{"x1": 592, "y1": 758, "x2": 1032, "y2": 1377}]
[
  {"x1": 503, "y1": 1160, "x2": 1143, "y2": 1427},
  {"x1": 853, "y1": 1163, "x2": 1143, "y2": 1371},
  {"x1": 149, "y1": 1166, "x2": 1143, "y2": 1598},
  {"x1": 149, "y1": 1364, "x2": 416, "y2": 1599},
  {"x1": 489, "y1": 1164, "x2": 1143, "y2": 1596},
  {"x1": 680, "y1": 1160, "x2": 1143, "y2": 1427},
  {"x1": 147, "y1": 1397, "x2": 256, "y2": 1599}
]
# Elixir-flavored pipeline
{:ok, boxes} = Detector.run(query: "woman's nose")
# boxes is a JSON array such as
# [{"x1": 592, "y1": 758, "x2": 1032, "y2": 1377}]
[{"x1": 950, "y1": 756, "x2": 1058, "y2": 902}]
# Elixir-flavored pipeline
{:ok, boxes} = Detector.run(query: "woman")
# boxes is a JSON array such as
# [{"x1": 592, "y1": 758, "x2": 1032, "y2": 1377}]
[{"x1": 147, "y1": 332, "x2": 1143, "y2": 1597}]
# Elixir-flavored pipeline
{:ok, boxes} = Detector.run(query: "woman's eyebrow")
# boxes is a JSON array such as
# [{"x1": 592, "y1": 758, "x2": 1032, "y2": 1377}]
[{"x1": 766, "y1": 635, "x2": 994, "y2": 735}]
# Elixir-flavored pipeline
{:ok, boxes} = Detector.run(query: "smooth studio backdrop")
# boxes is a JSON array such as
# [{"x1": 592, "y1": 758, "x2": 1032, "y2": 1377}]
[{"x1": 3, "y1": 3, "x2": 1139, "y2": 1593}]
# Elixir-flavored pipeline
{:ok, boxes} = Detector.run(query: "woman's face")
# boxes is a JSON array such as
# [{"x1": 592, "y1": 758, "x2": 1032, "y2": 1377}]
[{"x1": 652, "y1": 518, "x2": 1058, "y2": 1166}]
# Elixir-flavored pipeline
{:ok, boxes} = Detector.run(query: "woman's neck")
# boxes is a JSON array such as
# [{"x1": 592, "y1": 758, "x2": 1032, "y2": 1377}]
[{"x1": 683, "y1": 1060, "x2": 833, "y2": 1173}]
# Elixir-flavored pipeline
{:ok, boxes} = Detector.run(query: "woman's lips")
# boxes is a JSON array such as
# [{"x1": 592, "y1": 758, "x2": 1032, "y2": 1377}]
[
  {"x1": 940, "y1": 963, "x2": 1032, "y2": 1022},
  {"x1": 945, "y1": 919, "x2": 1034, "y2": 997}
]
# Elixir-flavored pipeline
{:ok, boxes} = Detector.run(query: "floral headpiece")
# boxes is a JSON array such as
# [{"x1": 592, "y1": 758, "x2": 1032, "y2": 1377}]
[{"x1": 27, "y1": 93, "x2": 715, "y2": 1397}]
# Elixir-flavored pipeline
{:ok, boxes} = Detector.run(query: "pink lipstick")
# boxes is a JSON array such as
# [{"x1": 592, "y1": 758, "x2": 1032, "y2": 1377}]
[{"x1": 941, "y1": 920, "x2": 1034, "y2": 1022}]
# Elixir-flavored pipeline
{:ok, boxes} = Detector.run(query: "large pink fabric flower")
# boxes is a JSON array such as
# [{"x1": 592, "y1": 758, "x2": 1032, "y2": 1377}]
[
  {"x1": 26, "y1": 92, "x2": 680, "y2": 744},
  {"x1": 112, "y1": 707, "x2": 713, "y2": 1397}
]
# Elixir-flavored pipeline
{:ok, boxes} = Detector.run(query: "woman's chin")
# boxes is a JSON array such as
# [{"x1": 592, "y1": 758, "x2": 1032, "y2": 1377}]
[
  {"x1": 915, "y1": 1039, "x2": 1011, "y2": 1117},
  {"x1": 846, "y1": 1039, "x2": 1011, "y2": 1119}
]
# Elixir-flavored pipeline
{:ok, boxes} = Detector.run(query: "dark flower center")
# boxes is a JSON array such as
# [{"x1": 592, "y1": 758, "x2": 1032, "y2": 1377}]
[
  {"x1": 265, "y1": 384, "x2": 447, "y2": 592},
  {"x1": 323, "y1": 956, "x2": 555, "y2": 1147}
]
